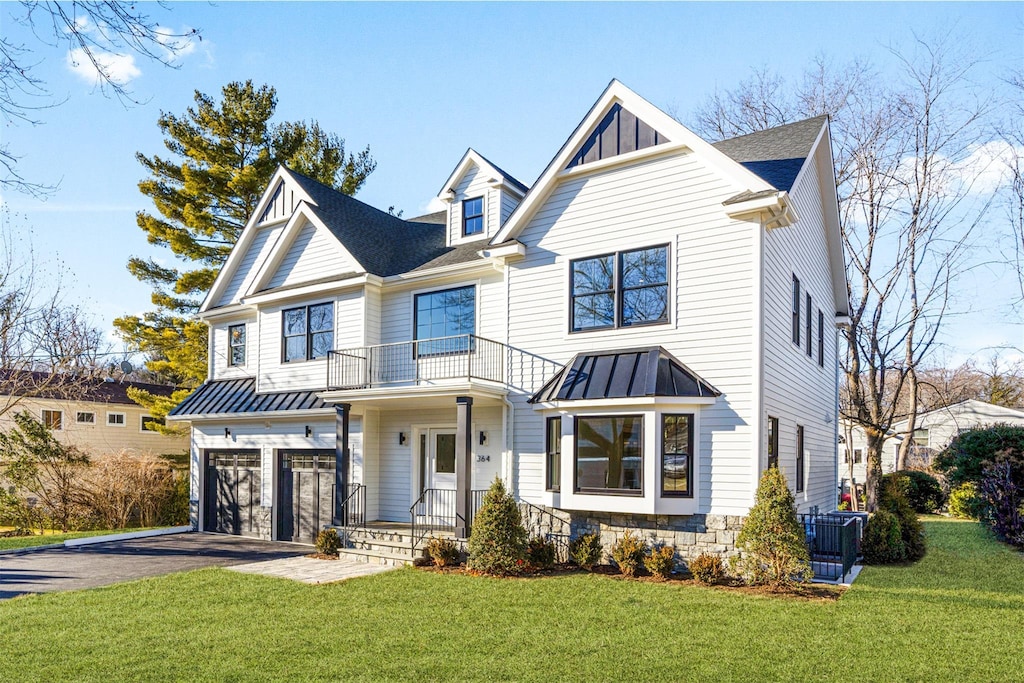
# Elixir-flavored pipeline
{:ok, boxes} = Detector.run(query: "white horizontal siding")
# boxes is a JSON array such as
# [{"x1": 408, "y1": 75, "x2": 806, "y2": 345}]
[
  {"x1": 210, "y1": 318, "x2": 256, "y2": 381},
  {"x1": 217, "y1": 224, "x2": 283, "y2": 307},
  {"x1": 762, "y1": 158, "x2": 839, "y2": 513},
  {"x1": 448, "y1": 163, "x2": 497, "y2": 245},
  {"x1": 500, "y1": 189, "x2": 520, "y2": 225},
  {"x1": 267, "y1": 220, "x2": 358, "y2": 290},
  {"x1": 506, "y1": 150, "x2": 758, "y2": 515}
]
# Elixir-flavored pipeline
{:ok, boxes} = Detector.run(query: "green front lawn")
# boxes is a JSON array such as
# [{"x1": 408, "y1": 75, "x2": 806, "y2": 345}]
[
  {"x1": 0, "y1": 528, "x2": 153, "y2": 551},
  {"x1": 1, "y1": 517, "x2": 1021, "y2": 681}
]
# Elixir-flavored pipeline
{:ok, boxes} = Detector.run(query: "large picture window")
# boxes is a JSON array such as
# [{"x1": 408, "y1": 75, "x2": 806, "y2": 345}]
[
  {"x1": 414, "y1": 285, "x2": 476, "y2": 355},
  {"x1": 283, "y1": 303, "x2": 333, "y2": 362},
  {"x1": 661, "y1": 414, "x2": 693, "y2": 497},
  {"x1": 462, "y1": 197, "x2": 484, "y2": 236},
  {"x1": 570, "y1": 245, "x2": 668, "y2": 332},
  {"x1": 228, "y1": 323, "x2": 246, "y2": 366},
  {"x1": 546, "y1": 416, "x2": 561, "y2": 492},
  {"x1": 575, "y1": 415, "x2": 643, "y2": 494}
]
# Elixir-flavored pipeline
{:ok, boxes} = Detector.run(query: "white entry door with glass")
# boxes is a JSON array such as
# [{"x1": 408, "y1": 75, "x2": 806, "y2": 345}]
[{"x1": 416, "y1": 429, "x2": 457, "y2": 525}]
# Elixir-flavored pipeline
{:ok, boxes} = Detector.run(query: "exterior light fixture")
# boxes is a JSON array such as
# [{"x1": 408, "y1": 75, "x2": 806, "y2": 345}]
[
  {"x1": 399, "y1": 432, "x2": 407, "y2": 445},
  {"x1": 305, "y1": 425, "x2": 313, "y2": 438},
  {"x1": 479, "y1": 431, "x2": 488, "y2": 446},
  {"x1": 224, "y1": 427, "x2": 231, "y2": 438}
]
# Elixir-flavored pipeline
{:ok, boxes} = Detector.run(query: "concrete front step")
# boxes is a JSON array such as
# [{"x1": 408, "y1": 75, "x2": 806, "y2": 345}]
[
  {"x1": 333, "y1": 525, "x2": 462, "y2": 566},
  {"x1": 336, "y1": 547, "x2": 414, "y2": 567}
]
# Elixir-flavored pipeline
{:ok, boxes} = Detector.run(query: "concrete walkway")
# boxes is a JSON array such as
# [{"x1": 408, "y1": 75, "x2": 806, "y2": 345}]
[{"x1": 227, "y1": 556, "x2": 397, "y2": 584}]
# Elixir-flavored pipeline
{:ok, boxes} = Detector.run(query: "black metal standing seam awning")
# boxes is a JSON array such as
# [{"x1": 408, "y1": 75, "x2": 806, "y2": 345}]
[
  {"x1": 528, "y1": 347, "x2": 720, "y2": 404},
  {"x1": 167, "y1": 378, "x2": 328, "y2": 418}
]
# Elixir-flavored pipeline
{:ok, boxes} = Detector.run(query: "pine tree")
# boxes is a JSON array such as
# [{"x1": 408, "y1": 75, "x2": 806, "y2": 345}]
[
  {"x1": 467, "y1": 477, "x2": 528, "y2": 575},
  {"x1": 733, "y1": 467, "x2": 813, "y2": 586},
  {"x1": 114, "y1": 81, "x2": 376, "y2": 430}
]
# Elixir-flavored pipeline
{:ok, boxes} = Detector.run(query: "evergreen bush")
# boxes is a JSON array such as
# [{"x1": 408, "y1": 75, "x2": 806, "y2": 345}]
[
  {"x1": 879, "y1": 475, "x2": 926, "y2": 561},
  {"x1": 610, "y1": 530, "x2": 648, "y2": 577},
  {"x1": 688, "y1": 552, "x2": 725, "y2": 585},
  {"x1": 733, "y1": 468, "x2": 812, "y2": 586},
  {"x1": 888, "y1": 470, "x2": 946, "y2": 513},
  {"x1": 466, "y1": 477, "x2": 527, "y2": 576},
  {"x1": 526, "y1": 536, "x2": 556, "y2": 569},
  {"x1": 425, "y1": 537, "x2": 461, "y2": 567},
  {"x1": 315, "y1": 528, "x2": 341, "y2": 556},
  {"x1": 569, "y1": 532, "x2": 603, "y2": 570},
  {"x1": 948, "y1": 482, "x2": 984, "y2": 520},
  {"x1": 644, "y1": 545, "x2": 676, "y2": 580},
  {"x1": 862, "y1": 509, "x2": 905, "y2": 563}
]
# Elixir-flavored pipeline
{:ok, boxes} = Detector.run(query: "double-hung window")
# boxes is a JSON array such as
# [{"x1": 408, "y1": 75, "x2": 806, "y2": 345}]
[
  {"x1": 283, "y1": 303, "x2": 333, "y2": 362},
  {"x1": 661, "y1": 414, "x2": 693, "y2": 497},
  {"x1": 228, "y1": 324, "x2": 246, "y2": 366},
  {"x1": 414, "y1": 285, "x2": 476, "y2": 355},
  {"x1": 462, "y1": 197, "x2": 484, "y2": 236},
  {"x1": 792, "y1": 275, "x2": 801, "y2": 346},
  {"x1": 817, "y1": 310, "x2": 825, "y2": 367},
  {"x1": 796, "y1": 425, "x2": 805, "y2": 493},
  {"x1": 805, "y1": 293, "x2": 813, "y2": 357},
  {"x1": 545, "y1": 416, "x2": 561, "y2": 492},
  {"x1": 570, "y1": 245, "x2": 669, "y2": 332},
  {"x1": 575, "y1": 415, "x2": 643, "y2": 494}
]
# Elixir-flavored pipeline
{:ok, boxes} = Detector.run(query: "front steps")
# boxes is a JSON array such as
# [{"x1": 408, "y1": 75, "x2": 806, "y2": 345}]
[{"x1": 334, "y1": 524, "x2": 459, "y2": 567}]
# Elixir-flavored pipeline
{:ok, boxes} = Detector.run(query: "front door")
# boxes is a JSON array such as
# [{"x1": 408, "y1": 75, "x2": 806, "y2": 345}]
[{"x1": 417, "y1": 429, "x2": 457, "y2": 524}]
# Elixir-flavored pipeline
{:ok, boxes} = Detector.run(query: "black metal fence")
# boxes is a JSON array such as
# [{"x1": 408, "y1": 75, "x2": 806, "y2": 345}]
[{"x1": 799, "y1": 511, "x2": 864, "y2": 582}]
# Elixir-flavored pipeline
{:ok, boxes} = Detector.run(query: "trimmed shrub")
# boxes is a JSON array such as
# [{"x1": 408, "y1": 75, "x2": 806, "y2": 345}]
[
  {"x1": 467, "y1": 477, "x2": 528, "y2": 576},
  {"x1": 948, "y1": 482, "x2": 984, "y2": 520},
  {"x1": 890, "y1": 470, "x2": 946, "y2": 513},
  {"x1": 526, "y1": 536, "x2": 556, "y2": 570},
  {"x1": 425, "y1": 537, "x2": 460, "y2": 567},
  {"x1": 644, "y1": 545, "x2": 676, "y2": 580},
  {"x1": 879, "y1": 475, "x2": 926, "y2": 562},
  {"x1": 862, "y1": 509, "x2": 905, "y2": 563},
  {"x1": 979, "y1": 459, "x2": 1024, "y2": 547},
  {"x1": 934, "y1": 424, "x2": 1024, "y2": 488},
  {"x1": 610, "y1": 530, "x2": 648, "y2": 577},
  {"x1": 733, "y1": 468, "x2": 812, "y2": 586},
  {"x1": 688, "y1": 552, "x2": 724, "y2": 585},
  {"x1": 570, "y1": 532, "x2": 603, "y2": 570},
  {"x1": 315, "y1": 528, "x2": 341, "y2": 555}
]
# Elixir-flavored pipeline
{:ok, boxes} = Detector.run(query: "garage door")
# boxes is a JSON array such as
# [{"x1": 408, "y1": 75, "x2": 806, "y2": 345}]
[
  {"x1": 205, "y1": 450, "x2": 261, "y2": 536},
  {"x1": 278, "y1": 450, "x2": 336, "y2": 544}
]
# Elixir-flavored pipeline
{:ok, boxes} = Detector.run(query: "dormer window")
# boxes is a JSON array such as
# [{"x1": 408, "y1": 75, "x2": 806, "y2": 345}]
[{"x1": 462, "y1": 197, "x2": 484, "y2": 236}]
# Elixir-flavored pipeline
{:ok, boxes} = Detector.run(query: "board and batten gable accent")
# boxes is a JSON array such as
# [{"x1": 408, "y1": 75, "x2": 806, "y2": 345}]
[
  {"x1": 215, "y1": 223, "x2": 285, "y2": 308},
  {"x1": 265, "y1": 220, "x2": 359, "y2": 291},
  {"x1": 256, "y1": 290, "x2": 364, "y2": 393},
  {"x1": 506, "y1": 148, "x2": 759, "y2": 516},
  {"x1": 761, "y1": 153, "x2": 838, "y2": 513},
  {"x1": 257, "y1": 180, "x2": 300, "y2": 224},
  {"x1": 565, "y1": 103, "x2": 669, "y2": 169}
]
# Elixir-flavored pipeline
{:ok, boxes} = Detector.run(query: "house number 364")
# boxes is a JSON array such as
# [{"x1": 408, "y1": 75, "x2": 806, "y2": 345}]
[{"x1": 476, "y1": 454, "x2": 490, "y2": 462}]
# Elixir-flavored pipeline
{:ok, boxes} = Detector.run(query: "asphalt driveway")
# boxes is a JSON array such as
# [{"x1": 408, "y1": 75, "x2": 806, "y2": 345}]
[{"x1": 0, "y1": 532, "x2": 304, "y2": 599}]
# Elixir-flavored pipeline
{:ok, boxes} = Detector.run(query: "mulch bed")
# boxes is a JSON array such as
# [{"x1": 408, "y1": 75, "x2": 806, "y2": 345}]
[
  {"x1": 414, "y1": 562, "x2": 844, "y2": 601},
  {"x1": 306, "y1": 553, "x2": 340, "y2": 561}
]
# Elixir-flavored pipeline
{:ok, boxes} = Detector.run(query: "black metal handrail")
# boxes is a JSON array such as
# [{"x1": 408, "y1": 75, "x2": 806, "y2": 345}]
[
  {"x1": 336, "y1": 483, "x2": 366, "y2": 543},
  {"x1": 409, "y1": 488, "x2": 462, "y2": 553},
  {"x1": 518, "y1": 499, "x2": 572, "y2": 563}
]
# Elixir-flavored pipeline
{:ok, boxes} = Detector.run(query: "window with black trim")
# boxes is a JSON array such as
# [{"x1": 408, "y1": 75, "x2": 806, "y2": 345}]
[
  {"x1": 792, "y1": 275, "x2": 801, "y2": 346},
  {"x1": 228, "y1": 323, "x2": 246, "y2": 366},
  {"x1": 546, "y1": 416, "x2": 561, "y2": 492},
  {"x1": 768, "y1": 416, "x2": 779, "y2": 469},
  {"x1": 575, "y1": 415, "x2": 643, "y2": 494},
  {"x1": 41, "y1": 409, "x2": 62, "y2": 431},
  {"x1": 796, "y1": 425, "x2": 805, "y2": 493},
  {"x1": 414, "y1": 285, "x2": 476, "y2": 355},
  {"x1": 817, "y1": 309, "x2": 824, "y2": 367},
  {"x1": 661, "y1": 414, "x2": 693, "y2": 497},
  {"x1": 462, "y1": 197, "x2": 484, "y2": 236},
  {"x1": 805, "y1": 293, "x2": 813, "y2": 357},
  {"x1": 570, "y1": 245, "x2": 668, "y2": 332},
  {"x1": 283, "y1": 303, "x2": 333, "y2": 362}
]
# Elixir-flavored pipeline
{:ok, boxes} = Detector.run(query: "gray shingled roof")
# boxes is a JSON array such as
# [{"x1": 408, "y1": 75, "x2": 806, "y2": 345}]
[
  {"x1": 474, "y1": 150, "x2": 529, "y2": 194},
  {"x1": 167, "y1": 378, "x2": 328, "y2": 418},
  {"x1": 0, "y1": 370, "x2": 179, "y2": 404},
  {"x1": 529, "y1": 347, "x2": 719, "y2": 403},
  {"x1": 712, "y1": 115, "x2": 826, "y2": 191},
  {"x1": 407, "y1": 210, "x2": 447, "y2": 224},
  {"x1": 285, "y1": 169, "x2": 486, "y2": 277}
]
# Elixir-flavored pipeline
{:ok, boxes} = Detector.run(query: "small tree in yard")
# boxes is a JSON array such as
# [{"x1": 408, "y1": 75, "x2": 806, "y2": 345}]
[
  {"x1": 733, "y1": 468, "x2": 812, "y2": 587},
  {"x1": 467, "y1": 477, "x2": 527, "y2": 576}
]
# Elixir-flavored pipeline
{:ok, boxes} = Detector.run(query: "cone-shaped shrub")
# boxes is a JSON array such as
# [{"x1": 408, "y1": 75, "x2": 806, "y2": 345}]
[
  {"x1": 467, "y1": 477, "x2": 527, "y2": 575},
  {"x1": 879, "y1": 475, "x2": 926, "y2": 561},
  {"x1": 862, "y1": 509, "x2": 905, "y2": 563},
  {"x1": 733, "y1": 467, "x2": 812, "y2": 586}
]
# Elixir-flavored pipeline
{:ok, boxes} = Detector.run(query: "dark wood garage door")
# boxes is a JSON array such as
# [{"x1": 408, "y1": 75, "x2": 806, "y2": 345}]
[
  {"x1": 278, "y1": 450, "x2": 336, "y2": 544},
  {"x1": 205, "y1": 450, "x2": 261, "y2": 536}
]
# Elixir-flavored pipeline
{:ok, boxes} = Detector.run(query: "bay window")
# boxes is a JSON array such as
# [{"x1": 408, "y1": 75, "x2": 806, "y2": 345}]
[
  {"x1": 661, "y1": 414, "x2": 693, "y2": 497},
  {"x1": 574, "y1": 415, "x2": 643, "y2": 494}
]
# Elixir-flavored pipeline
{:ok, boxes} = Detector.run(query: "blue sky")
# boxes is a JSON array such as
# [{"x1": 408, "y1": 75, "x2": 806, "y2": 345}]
[{"x1": 2, "y1": 2, "x2": 1022, "y2": 364}]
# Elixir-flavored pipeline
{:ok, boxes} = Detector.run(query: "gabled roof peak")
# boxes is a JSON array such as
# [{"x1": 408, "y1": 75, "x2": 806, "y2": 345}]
[{"x1": 439, "y1": 148, "x2": 529, "y2": 197}]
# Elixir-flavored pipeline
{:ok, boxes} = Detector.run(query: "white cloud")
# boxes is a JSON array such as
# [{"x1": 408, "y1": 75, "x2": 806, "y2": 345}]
[
  {"x1": 66, "y1": 47, "x2": 141, "y2": 86},
  {"x1": 951, "y1": 140, "x2": 1022, "y2": 196},
  {"x1": 153, "y1": 25, "x2": 198, "y2": 63},
  {"x1": 419, "y1": 197, "x2": 447, "y2": 214}
]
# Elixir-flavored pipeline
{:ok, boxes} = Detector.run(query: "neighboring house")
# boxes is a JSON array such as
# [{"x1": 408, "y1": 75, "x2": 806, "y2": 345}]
[
  {"x1": 168, "y1": 80, "x2": 849, "y2": 561},
  {"x1": 0, "y1": 371, "x2": 189, "y2": 458},
  {"x1": 840, "y1": 399, "x2": 1024, "y2": 491}
]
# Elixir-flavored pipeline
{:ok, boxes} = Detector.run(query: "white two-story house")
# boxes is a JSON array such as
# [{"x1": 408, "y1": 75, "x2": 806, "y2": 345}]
[{"x1": 169, "y1": 80, "x2": 849, "y2": 562}]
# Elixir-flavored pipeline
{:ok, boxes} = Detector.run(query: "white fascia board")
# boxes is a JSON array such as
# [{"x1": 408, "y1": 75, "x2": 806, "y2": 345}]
[
  {"x1": 813, "y1": 120, "x2": 850, "y2": 318},
  {"x1": 201, "y1": 166, "x2": 312, "y2": 313},
  {"x1": 437, "y1": 149, "x2": 518, "y2": 199},
  {"x1": 491, "y1": 79, "x2": 775, "y2": 245},
  {"x1": 167, "y1": 408, "x2": 337, "y2": 423},
  {"x1": 198, "y1": 303, "x2": 256, "y2": 322},
  {"x1": 834, "y1": 314, "x2": 852, "y2": 328},
  {"x1": 241, "y1": 274, "x2": 372, "y2": 307},
  {"x1": 381, "y1": 259, "x2": 492, "y2": 288},
  {"x1": 531, "y1": 396, "x2": 718, "y2": 411},
  {"x1": 243, "y1": 202, "x2": 367, "y2": 298},
  {"x1": 480, "y1": 241, "x2": 526, "y2": 260},
  {"x1": 724, "y1": 193, "x2": 785, "y2": 218}
]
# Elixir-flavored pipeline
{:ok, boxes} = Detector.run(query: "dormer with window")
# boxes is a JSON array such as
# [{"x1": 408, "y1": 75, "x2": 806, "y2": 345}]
[{"x1": 438, "y1": 149, "x2": 528, "y2": 246}]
